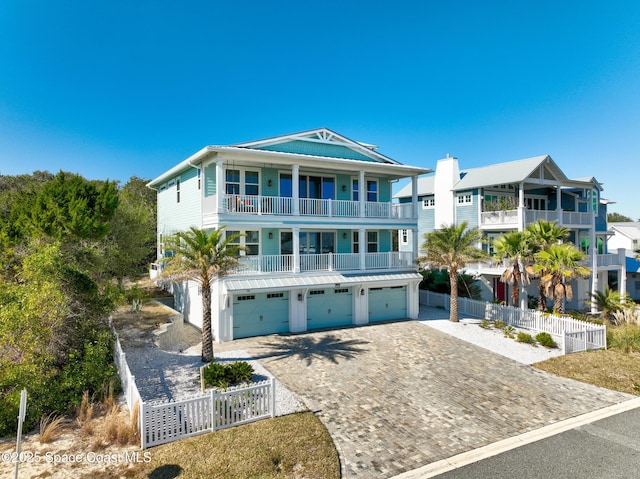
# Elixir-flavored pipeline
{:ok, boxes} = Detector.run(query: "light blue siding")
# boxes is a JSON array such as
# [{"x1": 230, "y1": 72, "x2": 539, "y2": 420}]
[
  {"x1": 379, "y1": 179, "x2": 391, "y2": 202},
  {"x1": 455, "y1": 190, "x2": 479, "y2": 228},
  {"x1": 262, "y1": 168, "x2": 279, "y2": 197},
  {"x1": 255, "y1": 140, "x2": 380, "y2": 162},
  {"x1": 336, "y1": 174, "x2": 351, "y2": 200},
  {"x1": 157, "y1": 168, "x2": 201, "y2": 235},
  {"x1": 379, "y1": 230, "x2": 392, "y2": 252},
  {"x1": 262, "y1": 228, "x2": 280, "y2": 255}
]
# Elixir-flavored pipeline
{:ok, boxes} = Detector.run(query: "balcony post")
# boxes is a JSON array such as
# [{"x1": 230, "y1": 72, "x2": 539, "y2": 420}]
[
  {"x1": 517, "y1": 181, "x2": 525, "y2": 231},
  {"x1": 412, "y1": 175, "x2": 418, "y2": 219},
  {"x1": 292, "y1": 164, "x2": 300, "y2": 216},
  {"x1": 359, "y1": 170, "x2": 365, "y2": 218},
  {"x1": 556, "y1": 186, "x2": 562, "y2": 223},
  {"x1": 293, "y1": 227, "x2": 300, "y2": 273},
  {"x1": 412, "y1": 227, "x2": 419, "y2": 267},
  {"x1": 359, "y1": 227, "x2": 366, "y2": 270},
  {"x1": 618, "y1": 248, "x2": 627, "y2": 303}
]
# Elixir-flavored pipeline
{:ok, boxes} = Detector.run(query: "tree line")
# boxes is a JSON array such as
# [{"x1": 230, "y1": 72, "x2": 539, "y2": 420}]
[{"x1": 0, "y1": 171, "x2": 156, "y2": 436}]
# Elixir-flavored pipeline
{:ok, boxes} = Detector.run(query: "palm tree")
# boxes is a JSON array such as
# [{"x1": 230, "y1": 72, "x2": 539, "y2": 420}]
[
  {"x1": 531, "y1": 243, "x2": 590, "y2": 313},
  {"x1": 588, "y1": 286, "x2": 633, "y2": 322},
  {"x1": 525, "y1": 220, "x2": 569, "y2": 310},
  {"x1": 493, "y1": 231, "x2": 533, "y2": 308},
  {"x1": 161, "y1": 226, "x2": 243, "y2": 362},
  {"x1": 417, "y1": 222, "x2": 487, "y2": 322}
]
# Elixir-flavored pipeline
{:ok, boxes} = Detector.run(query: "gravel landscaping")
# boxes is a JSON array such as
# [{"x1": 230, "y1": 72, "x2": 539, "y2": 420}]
[{"x1": 418, "y1": 307, "x2": 564, "y2": 364}]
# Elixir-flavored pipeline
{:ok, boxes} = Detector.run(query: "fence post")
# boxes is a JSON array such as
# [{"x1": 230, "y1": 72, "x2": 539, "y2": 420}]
[
  {"x1": 562, "y1": 330, "x2": 567, "y2": 355},
  {"x1": 584, "y1": 326, "x2": 588, "y2": 352},
  {"x1": 270, "y1": 378, "x2": 276, "y2": 418},
  {"x1": 140, "y1": 402, "x2": 146, "y2": 449},
  {"x1": 210, "y1": 389, "x2": 217, "y2": 432}
]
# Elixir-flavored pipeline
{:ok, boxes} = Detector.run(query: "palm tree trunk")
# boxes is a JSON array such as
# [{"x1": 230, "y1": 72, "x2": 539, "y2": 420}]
[
  {"x1": 201, "y1": 282, "x2": 214, "y2": 363},
  {"x1": 449, "y1": 270, "x2": 459, "y2": 322},
  {"x1": 512, "y1": 264, "x2": 521, "y2": 307}
]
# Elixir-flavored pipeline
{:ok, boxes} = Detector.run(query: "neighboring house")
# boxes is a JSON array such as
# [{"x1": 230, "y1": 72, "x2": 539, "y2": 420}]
[
  {"x1": 395, "y1": 154, "x2": 625, "y2": 310},
  {"x1": 608, "y1": 222, "x2": 640, "y2": 301},
  {"x1": 148, "y1": 128, "x2": 431, "y2": 341}
]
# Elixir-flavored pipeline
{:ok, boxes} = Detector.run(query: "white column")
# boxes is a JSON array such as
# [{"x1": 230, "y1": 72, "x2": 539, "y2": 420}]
[
  {"x1": 518, "y1": 182, "x2": 525, "y2": 231},
  {"x1": 216, "y1": 157, "x2": 224, "y2": 214},
  {"x1": 411, "y1": 176, "x2": 418, "y2": 219},
  {"x1": 359, "y1": 227, "x2": 366, "y2": 270},
  {"x1": 556, "y1": 186, "x2": 562, "y2": 223},
  {"x1": 619, "y1": 248, "x2": 627, "y2": 303},
  {"x1": 293, "y1": 227, "x2": 300, "y2": 273},
  {"x1": 412, "y1": 227, "x2": 419, "y2": 265},
  {"x1": 292, "y1": 164, "x2": 300, "y2": 216},
  {"x1": 359, "y1": 170, "x2": 365, "y2": 218}
]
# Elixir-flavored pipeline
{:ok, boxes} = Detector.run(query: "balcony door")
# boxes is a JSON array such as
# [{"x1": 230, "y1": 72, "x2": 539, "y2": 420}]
[{"x1": 279, "y1": 173, "x2": 335, "y2": 199}]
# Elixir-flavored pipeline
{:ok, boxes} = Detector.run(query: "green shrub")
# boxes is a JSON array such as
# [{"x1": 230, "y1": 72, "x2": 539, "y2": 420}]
[
  {"x1": 480, "y1": 320, "x2": 492, "y2": 329},
  {"x1": 495, "y1": 320, "x2": 507, "y2": 330},
  {"x1": 202, "y1": 361, "x2": 254, "y2": 389},
  {"x1": 516, "y1": 332, "x2": 535, "y2": 344},
  {"x1": 535, "y1": 332, "x2": 558, "y2": 348},
  {"x1": 608, "y1": 324, "x2": 640, "y2": 353},
  {"x1": 503, "y1": 325, "x2": 515, "y2": 338}
]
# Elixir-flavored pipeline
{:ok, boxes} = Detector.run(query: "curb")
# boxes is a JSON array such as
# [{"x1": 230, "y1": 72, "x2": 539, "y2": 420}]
[{"x1": 389, "y1": 396, "x2": 640, "y2": 479}]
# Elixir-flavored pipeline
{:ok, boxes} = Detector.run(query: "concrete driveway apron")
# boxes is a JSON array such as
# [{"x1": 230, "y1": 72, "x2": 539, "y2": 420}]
[{"x1": 216, "y1": 320, "x2": 633, "y2": 479}]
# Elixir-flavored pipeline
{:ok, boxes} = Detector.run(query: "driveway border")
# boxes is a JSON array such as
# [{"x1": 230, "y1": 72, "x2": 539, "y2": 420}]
[{"x1": 390, "y1": 396, "x2": 640, "y2": 479}]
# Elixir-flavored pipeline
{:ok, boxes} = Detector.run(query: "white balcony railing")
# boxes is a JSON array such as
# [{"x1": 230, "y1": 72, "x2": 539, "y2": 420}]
[
  {"x1": 481, "y1": 208, "x2": 593, "y2": 228},
  {"x1": 220, "y1": 194, "x2": 414, "y2": 219},
  {"x1": 233, "y1": 252, "x2": 414, "y2": 275}
]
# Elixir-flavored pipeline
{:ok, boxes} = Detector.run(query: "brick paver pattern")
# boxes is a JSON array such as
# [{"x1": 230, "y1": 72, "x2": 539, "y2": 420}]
[{"x1": 216, "y1": 320, "x2": 633, "y2": 479}]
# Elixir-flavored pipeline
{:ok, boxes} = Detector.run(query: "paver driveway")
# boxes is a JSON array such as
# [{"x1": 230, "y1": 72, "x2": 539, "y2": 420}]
[{"x1": 216, "y1": 320, "x2": 632, "y2": 479}]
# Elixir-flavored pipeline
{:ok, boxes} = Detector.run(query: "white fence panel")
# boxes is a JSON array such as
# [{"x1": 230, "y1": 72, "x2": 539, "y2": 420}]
[
  {"x1": 214, "y1": 380, "x2": 275, "y2": 431},
  {"x1": 141, "y1": 395, "x2": 213, "y2": 448},
  {"x1": 419, "y1": 292, "x2": 606, "y2": 353}
]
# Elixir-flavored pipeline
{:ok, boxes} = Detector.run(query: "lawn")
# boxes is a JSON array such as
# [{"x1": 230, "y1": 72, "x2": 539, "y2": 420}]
[
  {"x1": 126, "y1": 412, "x2": 340, "y2": 479},
  {"x1": 534, "y1": 348, "x2": 640, "y2": 396}
]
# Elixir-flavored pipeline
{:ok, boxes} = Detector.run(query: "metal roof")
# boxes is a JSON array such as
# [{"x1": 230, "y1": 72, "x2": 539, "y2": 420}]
[{"x1": 223, "y1": 272, "x2": 422, "y2": 292}]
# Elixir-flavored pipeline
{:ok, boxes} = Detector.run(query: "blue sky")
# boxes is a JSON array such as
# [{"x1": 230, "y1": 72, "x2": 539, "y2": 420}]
[{"x1": 1, "y1": 1, "x2": 639, "y2": 219}]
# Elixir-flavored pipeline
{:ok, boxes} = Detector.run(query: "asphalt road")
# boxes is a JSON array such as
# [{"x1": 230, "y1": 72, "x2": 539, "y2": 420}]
[{"x1": 434, "y1": 408, "x2": 640, "y2": 479}]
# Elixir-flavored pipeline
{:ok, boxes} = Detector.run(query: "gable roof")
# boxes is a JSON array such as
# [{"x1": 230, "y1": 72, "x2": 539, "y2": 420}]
[
  {"x1": 395, "y1": 154, "x2": 597, "y2": 198},
  {"x1": 148, "y1": 128, "x2": 431, "y2": 189},
  {"x1": 234, "y1": 127, "x2": 399, "y2": 164},
  {"x1": 610, "y1": 222, "x2": 640, "y2": 241}
]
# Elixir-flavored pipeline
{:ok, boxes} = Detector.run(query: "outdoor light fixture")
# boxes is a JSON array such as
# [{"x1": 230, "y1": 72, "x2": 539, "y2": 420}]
[
  {"x1": 298, "y1": 293, "x2": 303, "y2": 301},
  {"x1": 268, "y1": 179, "x2": 273, "y2": 187},
  {"x1": 342, "y1": 184, "x2": 347, "y2": 192},
  {"x1": 343, "y1": 232, "x2": 347, "y2": 239},
  {"x1": 268, "y1": 232, "x2": 273, "y2": 239}
]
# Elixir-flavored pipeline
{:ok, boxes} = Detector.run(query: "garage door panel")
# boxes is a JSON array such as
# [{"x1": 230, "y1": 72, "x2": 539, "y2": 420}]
[
  {"x1": 233, "y1": 292, "x2": 289, "y2": 339},
  {"x1": 368, "y1": 286, "x2": 407, "y2": 322},
  {"x1": 307, "y1": 288, "x2": 353, "y2": 329}
]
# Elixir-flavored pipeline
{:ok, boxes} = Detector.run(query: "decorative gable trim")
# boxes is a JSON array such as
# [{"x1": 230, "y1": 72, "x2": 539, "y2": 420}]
[{"x1": 234, "y1": 128, "x2": 398, "y2": 165}]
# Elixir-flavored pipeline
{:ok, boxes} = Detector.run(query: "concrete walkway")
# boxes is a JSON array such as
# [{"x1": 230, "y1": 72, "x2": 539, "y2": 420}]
[{"x1": 215, "y1": 319, "x2": 634, "y2": 479}]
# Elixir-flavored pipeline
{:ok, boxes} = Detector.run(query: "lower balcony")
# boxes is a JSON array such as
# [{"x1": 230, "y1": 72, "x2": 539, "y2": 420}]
[
  {"x1": 233, "y1": 251, "x2": 415, "y2": 275},
  {"x1": 150, "y1": 252, "x2": 415, "y2": 278}
]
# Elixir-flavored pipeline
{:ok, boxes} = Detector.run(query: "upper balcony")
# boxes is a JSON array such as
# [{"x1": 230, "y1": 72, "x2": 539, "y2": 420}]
[
  {"x1": 480, "y1": 208, "x2": 593, "y2": 230},
  {"x1": 204, "y1": 194, "x2": 415, "y2": 222}
]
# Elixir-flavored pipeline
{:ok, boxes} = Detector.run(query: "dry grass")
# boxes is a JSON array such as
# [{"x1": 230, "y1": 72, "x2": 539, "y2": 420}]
[
  {"x1": 131, "y1": 412, "x2": 340, "y2": 479},
  {"x1": 103, "y1": 404, "x2": 139, "y2": 446},
  {"x1": 38, "y1": 413, "x2": 66, "y2": 444},
  {"x1": 534, "y1": 349, "x2": 640, "y2": 395}
]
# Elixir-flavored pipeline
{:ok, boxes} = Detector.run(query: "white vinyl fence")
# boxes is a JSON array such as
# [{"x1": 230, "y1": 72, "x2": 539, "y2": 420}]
[
  {"x1": 111, "y1": 320, "x2": 276, "y2": 449},
  {"x1": 419, "y1": 290, "x2": 607, "y2": 354},
  {"x1": 141, "y1": 379, "x2": 276, "y2": 448}
]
